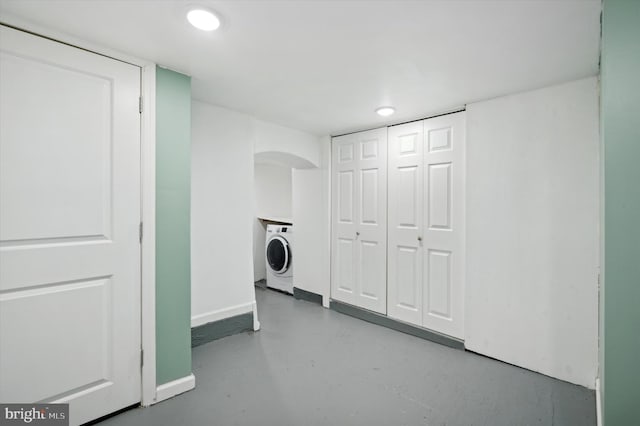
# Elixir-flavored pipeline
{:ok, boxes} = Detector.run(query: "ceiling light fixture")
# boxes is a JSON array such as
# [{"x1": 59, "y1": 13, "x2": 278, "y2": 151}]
[
  {"x1": 187, "y1": 8, "x2": 221, "y2": 31},
  {"x1": 375, "y1": 106, "x2": 395, "y2": 117}
]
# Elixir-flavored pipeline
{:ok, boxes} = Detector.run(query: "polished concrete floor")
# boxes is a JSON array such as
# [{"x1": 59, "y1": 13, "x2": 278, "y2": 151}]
[{"x1": 101, "y1": 287, "x2": 596, "y2": 426}]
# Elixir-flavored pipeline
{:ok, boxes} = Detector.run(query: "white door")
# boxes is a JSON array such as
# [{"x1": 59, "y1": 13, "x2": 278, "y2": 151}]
[
  {"x1": 387, "y1": 121, "x2": 424, "y2": 325},
  {"x1": 387, "y1": 113, "x2": 465, "y2": 339},
  {"x1": 331, "y1": 134, "x2": 358, "y2": 307},
  {"x1": 331, "y1": 128, "x2": 387, "y2": 314},
  {"x1": 0, "y1": 26, "x2": 142, "y2": 425},
  {"x1": 421, "y1": 113, "x2": 465, "y2": 338}
]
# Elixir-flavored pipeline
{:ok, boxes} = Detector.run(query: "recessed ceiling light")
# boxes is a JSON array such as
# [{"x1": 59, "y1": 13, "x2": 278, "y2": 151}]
[
  {"x1": 187, "y1": 8, "x2": 221, "y2": 31},
  {"x1": 375, "y1": 106, "x2": 395, "y2": 117}
]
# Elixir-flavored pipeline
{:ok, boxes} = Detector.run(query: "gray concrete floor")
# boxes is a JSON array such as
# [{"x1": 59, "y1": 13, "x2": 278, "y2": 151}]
[{"x1": 100, "y1": 287, "x2": 596, "y2": 426}]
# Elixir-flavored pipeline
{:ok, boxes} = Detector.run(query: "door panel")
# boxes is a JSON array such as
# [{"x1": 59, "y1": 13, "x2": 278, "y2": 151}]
[
  {"x1": 399, "y1": 132, "x2": 419, "y2": 156},
  {"x1": 338, "y1": 171, "x2": 354, "y2": 222},
  {"x1": 338, "y1": 143, "x2": 354, "y2": 162},
  {"x1": 0, "y1": 26, "x2": 141, "y2": 425},
  {"x1": 359, "y1": 240, "x2": 379, "y2": 299},
  {"x1": 427, "y1": 163, "x2": 452, "y2": 230},
  {"x1": 387, "y1": 122, "x2": 423, "y2": 325},
  {"x1": 336, "y1": 238, "x2": 356, "y2": 295},
  {"x1": 360, "y1": 138, "x2": 378, "y2": 159},
  {"x1": 427, "y1": 127, "x2": 452, "y2": 152},
  {"x1": 1, "y1": 278, "x2": 111, "y2": 402},
  {"x1": 331, "y1": 128, "x2": 387, "y2": 313},
  {"x1": 0, "y1": 53, "x2": 112, "y2": 242},
  {"x1": 396, "y1": 166, "x2": 419, "y2": 227},
  {"x1": 422, "y1": 113, "x2": 465, "y2": 338},
  {"x1": 360, "y1": 169, "x2": 378, "y2": 224},
  {"x1": 395, "y1": 246, "x2": 420, "y2": 311},
  {"x1": 425, "y1": 249, "x2": 452, "y2": 318}
]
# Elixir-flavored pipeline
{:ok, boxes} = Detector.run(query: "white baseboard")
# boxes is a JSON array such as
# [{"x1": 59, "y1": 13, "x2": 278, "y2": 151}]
[
  {"x1": 191, "y1": 302, "x2": 254, "y2": 328},
  {"x1": 596, "y1": 377, "x2": 602, "y2": 426},
  {"x1": 252, "y1": 301, "x2": 261, "y2": 331},
  {"x1": 154, "y1": 373, "x2": 196, "y2": 404}
]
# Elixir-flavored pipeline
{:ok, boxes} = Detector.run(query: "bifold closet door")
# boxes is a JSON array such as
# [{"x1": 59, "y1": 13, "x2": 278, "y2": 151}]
[
  {"x1": 387, "y1": 121, "x2": 424, "y2": 326},
  {"x1": 331, "y1": 128, "x2": 387, "y2": 314},
  {"x1": 387, "y1": 112, "x2": 465, "y2": 339}
]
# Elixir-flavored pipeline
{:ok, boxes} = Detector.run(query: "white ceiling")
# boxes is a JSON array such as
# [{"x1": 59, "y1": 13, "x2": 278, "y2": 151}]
[{"x1": 0, "y1": 0, "x2": 601, "y2": 136}]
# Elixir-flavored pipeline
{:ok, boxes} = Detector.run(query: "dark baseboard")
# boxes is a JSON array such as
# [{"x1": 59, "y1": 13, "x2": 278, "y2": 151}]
[
  {"x1": 254, "y1": 279, "x2": 267, "y2": 288},
  {"x1": 330, "y1": 300, "x2": 465, "y2": 350},
  {"x1": 191, "y1": 312, "x2": 254, "y2": 348},
  {"x1": 293, "y1": 287, "x2": 323, "y2": 305}
]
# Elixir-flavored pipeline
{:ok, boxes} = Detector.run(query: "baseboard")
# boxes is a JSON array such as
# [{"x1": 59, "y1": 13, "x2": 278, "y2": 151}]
[
  {"x1": 322, "y1": 295, "x2": 330, "y2": 308},
  {"x1": 191, "y1": 302, "x2": 254, "y2": 328},
  {"x1": 330, "y1": 300, "x2": 465, "y2": 350},
  {"x1": 252, "y1": 300, "x2": 261, "y2": 331},
  {"x1": 155, "y1": 373, "x2": 195, "y2": 404},
  {"x1": 191, "y1": 312, "x2": 254, "y2": 347},
  {"x1": 293, "y1": 287, "x2": 323, "y2": 305},
  {"x1": 596, "y1": 377, "x2": 602, "y2": 426}
]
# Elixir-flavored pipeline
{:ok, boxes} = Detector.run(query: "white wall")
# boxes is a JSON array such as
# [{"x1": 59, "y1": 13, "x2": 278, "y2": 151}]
[
  {"x1": 254, "y1": 164, "x2": 293, "y2": 220},
  {"x1": 252, "y1": 219, "x2": 267, "y2": 283},
  {"x1": 191, "y1": 100, "x2": 257, "y2": 327},
  {"x1": 253, "y1": 163, "x2": 293, "y2": 282},
  {"x1": 465, "y1": 77, "x2": 599, "y2": 389},
  {"x1": 254, "y1": 118, "x2": 321, "y2": 168},
  {"x1": 291, "y1": 136, "x2": 331, "y2": 301},
  {"x1": 192, "y1": 100, "x2": 323, "y2": 321}
]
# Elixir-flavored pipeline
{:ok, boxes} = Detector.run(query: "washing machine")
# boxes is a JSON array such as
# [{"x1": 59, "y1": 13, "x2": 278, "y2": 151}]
[{"x1": 265, "y1": 224, "x2": 293, "y2": 294}]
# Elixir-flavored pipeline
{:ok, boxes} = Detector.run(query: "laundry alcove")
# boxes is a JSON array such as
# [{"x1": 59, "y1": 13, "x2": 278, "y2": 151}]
[{"x1": 252, "y1": 150, "x2": 318, "y2": 285}]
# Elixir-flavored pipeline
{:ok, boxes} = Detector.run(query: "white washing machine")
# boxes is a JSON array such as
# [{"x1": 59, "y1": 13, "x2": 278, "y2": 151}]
[{"x1": 265, "y1": 224, "x2": 293, "y2": 294}]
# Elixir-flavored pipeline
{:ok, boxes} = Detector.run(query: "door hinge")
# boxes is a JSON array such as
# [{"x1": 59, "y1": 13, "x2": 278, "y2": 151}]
[
  {"x1": 139, "y1": 96, "x2": 143, "y2": 114},
  {"x1": 140, "y1": 349, "x2": 144, "y2": 368},
  {"x1": 139, "y1": 222, "x2": 143, "y2": 244}
]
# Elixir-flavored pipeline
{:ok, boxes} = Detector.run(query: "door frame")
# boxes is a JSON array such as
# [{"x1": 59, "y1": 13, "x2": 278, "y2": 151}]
[{"x1": 0, "y1": 17, "x2": 158, "y2": 407}]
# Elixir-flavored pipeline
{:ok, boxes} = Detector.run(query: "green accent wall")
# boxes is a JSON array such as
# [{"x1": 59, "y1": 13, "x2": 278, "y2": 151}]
[
  {"x1": 601, "y1": 1, "x2": 640, "y2": 424},
  {"x1": 155, "y1": 66, "x2": 192, "y2": 385}
]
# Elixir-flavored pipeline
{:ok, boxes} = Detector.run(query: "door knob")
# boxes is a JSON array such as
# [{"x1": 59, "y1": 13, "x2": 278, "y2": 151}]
[
  {"x1": 417, "y1": 236, "x2": 422, "y2": 242},
  {"x1": 356, "y1": 231, "x2": 360, "y2": 238}
]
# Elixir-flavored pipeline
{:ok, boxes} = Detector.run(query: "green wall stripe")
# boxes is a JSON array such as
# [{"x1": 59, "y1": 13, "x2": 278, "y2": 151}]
[
  {"x1": 155, "y1": 66, "x2": 192, "y2": 386},
  {"x1": 601, "y1": 0, "x2": 640, "y2": 424}
]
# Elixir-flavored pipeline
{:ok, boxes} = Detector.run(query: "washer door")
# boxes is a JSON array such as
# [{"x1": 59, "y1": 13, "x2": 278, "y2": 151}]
[{"x1": 266, "y1": 236, "x2": 290, "y2": 274}]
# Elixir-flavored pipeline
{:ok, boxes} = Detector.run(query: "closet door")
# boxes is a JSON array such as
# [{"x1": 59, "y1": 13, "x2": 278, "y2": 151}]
[
  {"x1": 331, "y1": 133, "x2": 358, "y2": 306},
  {"x1": 387, "y1": 122, "x2": 424, "y2": 325},
  {"x1": 331, "y1": 128, "x2": 387, "y2": 314},
  {"x1": 387, "y1": 112, "x2": 465, "y2": 338},
  {"x1": 357, "y1": 128, "x2": 387, "y2": 313},
  {"x1": 422, "y1": 112, "x2": 465, "y2": 339}
]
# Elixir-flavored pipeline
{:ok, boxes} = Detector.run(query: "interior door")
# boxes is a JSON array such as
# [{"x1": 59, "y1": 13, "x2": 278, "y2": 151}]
[
  {"x1": 387, "y1": 121, "x2": 424, "y2": 325},
  {"x1": 331, "y1": 128, "x2": 387, "y2": 313},
  {"x1": 421, "y1": 112, "x2": 465, "y2": 339},
  {"x1": 356, "y1": 128, "x2": 387, "y2": 313},
  {"x1": 387, "y1": 113, "x2": 465, "y2": 338},
  {"x1": 331, "y1": 133, "x2": 359, "y2": 306},
  {"x1": 0, "y1": 25, "x2": 142, "y2": 425}
]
